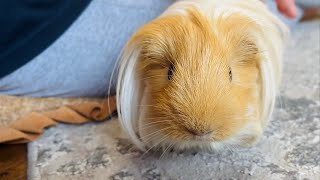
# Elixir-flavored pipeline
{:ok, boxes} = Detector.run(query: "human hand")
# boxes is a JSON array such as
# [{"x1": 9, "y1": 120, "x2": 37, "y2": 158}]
[{"x1": 276, "y1": 0, "x2": 298, "y2": 19}]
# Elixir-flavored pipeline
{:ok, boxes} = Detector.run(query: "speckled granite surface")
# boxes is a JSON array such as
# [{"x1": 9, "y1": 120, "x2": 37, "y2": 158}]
[{"x1": 27, "y1": 21, "x2": 320, "y2": 179}]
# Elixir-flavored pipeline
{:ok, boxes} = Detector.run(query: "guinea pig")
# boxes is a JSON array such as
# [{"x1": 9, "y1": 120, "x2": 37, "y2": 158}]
[{"x1": 116, "y1": 0, "x2": 288, "y2": 152}]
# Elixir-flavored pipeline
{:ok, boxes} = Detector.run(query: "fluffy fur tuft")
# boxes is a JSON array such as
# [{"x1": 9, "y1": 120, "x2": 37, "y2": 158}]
[{"x1": 116, "y1": 0, "x2": 288, "y2": 152}]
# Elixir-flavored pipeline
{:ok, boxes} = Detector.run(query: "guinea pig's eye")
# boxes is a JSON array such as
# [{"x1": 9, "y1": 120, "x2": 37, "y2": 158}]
[
  {"x1": 229, "y1": 67, "x2": 232, "y2": 82},
  {"x1": 168, "y1": 64, "x2": 175, "y2": 80}
]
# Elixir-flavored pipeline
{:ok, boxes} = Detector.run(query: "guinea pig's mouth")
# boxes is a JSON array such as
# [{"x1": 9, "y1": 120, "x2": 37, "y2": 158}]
[
  {"x1": 177, "y1": 133, "x2": 215, "y2": 145},
  {"x1": 160, "y1": 139, "x2": 217, "y2": 153},
  {"x1": 141, "y1": 131, "x2": 214, "y2": 151},
  {"x1": 138, "y1": 121, "x2": 220, "y2": 153},
  {"x1": 192, "y1": 135, "x2": 214, "y2": 142},
  {"x1": 185, "y1": 130, "x2": 215, "y2": 142}
]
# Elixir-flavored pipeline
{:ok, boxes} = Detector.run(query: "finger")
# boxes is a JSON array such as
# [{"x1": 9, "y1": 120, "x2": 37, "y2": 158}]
[{"x1": 276, "y1": 0, "x2": 298, "y2": 19}]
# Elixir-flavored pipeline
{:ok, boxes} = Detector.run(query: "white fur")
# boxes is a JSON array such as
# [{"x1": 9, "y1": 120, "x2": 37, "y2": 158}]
[{"x1": 116, "y1": 0, "x2": 288, "y2": 151}]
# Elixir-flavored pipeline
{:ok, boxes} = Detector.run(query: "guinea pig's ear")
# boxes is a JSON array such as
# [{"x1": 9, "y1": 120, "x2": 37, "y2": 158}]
[
  {"x1": 116, "y1": 38, "x2": 146, "y2": 151},
  {"x1": 214, "y1": 14, "x2": 261, "y2": 63}
]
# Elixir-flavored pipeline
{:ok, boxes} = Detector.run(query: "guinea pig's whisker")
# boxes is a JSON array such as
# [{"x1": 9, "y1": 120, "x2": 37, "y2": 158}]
[
  {"x1": 140, "y1": 123, "x2": 170, "y2": 131},
  {"x1": 142, "y1": 133, "x2": 170, "y2": 146},
  {"x1": 140, "y1": 121, "x2": 171, "y2": 130},
  {"x1": 277, "y1": 93, "x2": 287, "y2": 110},
  {"x1": 223, "y1": 144, "x2": 234, "y2": 153},
  {"x1": 141, "y1": 119, "x2": 171, "y2": 126},
  {"x1": 142, "y1": 127, "x2": 171, "y2": 140},
  {"x1": 140, "y1": 124, "x2": 164, "y2": 131},
  {"x1": 159, "y1": 143, "x2": 174, "y2": 160},
  {"x1": 142, "y1": 131, "x2": 174, "y2": 149},
  {"x1": 141, "y1": 133, "x2": 172, "y2": 158},
  {"x1": 104, "y1": 50, "x2": 122, "y2": 114},
  {"x1": 143, "y1": 116, "x2": 171, "y2": 120}
]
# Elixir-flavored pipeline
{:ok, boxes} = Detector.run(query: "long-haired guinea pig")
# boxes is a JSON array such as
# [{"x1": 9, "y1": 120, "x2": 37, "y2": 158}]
[{"x1": 116, "y1": 0, "x2": 288, "y2": 152}]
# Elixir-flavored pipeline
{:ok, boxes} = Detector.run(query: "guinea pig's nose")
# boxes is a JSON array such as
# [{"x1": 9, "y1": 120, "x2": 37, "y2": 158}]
[{"x1": 186, "y1": 128, "x2": 213, "y2": 136}]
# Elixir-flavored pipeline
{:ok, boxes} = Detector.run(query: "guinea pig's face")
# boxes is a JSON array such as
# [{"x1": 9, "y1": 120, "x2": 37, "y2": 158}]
[{"x1": 135, "y1": 8, "x2": 263, "y2": 151}]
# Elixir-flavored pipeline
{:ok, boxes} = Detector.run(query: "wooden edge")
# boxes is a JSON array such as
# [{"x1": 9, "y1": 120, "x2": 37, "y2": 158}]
[{"x1": 0, "y1": 144, "x2": 27, "y2": 180}]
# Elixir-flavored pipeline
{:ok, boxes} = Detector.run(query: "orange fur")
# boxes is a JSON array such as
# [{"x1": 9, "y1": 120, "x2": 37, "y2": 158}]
[
  {"x1": 117, "y1": 1, "x2": 288, "y2": 151},
  {"x1": 133, "y1": 8, "x2": 261, "y2": 148}
]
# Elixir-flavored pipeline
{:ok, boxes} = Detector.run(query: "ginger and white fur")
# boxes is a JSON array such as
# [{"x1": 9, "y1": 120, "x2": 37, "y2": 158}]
[{"x1": 116, "y1": 0, "x2": 288, "y2": 152}]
